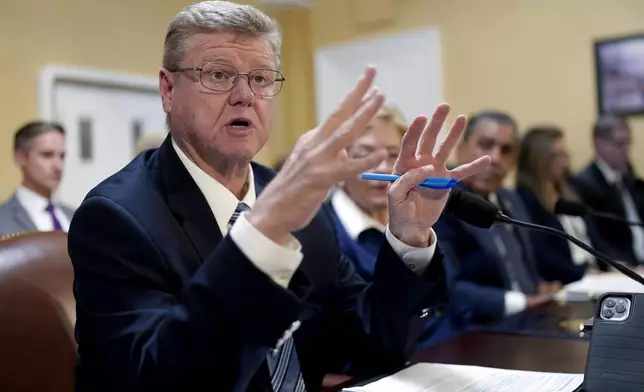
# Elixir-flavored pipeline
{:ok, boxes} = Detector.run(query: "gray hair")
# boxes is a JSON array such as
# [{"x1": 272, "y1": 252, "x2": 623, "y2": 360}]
[
  {"x1": 593, "y1": 114, "x2": 629, "y2": 140},
  {"x1": 163, "y1": 1, "x2": 282, "y2": 70}
]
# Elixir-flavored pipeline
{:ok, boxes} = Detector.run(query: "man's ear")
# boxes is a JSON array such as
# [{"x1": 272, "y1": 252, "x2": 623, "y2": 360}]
[
  {"x1": 14, "y1": 149, "x2": 28, "y2": 167},
  {"x1": 159, "y1": 69, "x2": 175, "y2": 115}
]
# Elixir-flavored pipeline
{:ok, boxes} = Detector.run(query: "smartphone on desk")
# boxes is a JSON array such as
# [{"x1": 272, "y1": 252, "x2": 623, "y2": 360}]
[{"x1": 583, "y1": 292, "x2": 644, "y2": 392}]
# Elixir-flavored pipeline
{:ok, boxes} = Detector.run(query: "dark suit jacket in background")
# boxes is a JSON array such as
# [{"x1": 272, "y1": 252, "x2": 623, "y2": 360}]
[
  {"x1": 0, "y1": 194, "x2": 75, "y2": 237},
  {"x1": 68, "y1": 137, "x2": 449, "y2": 392},
  {"x1": 571, "y1": 162, "x2": 644, "y2": 265},
  {"x1": 433, "y1": 186, "x2": 542, "y2": 325},
  {"x1": 325, "y1": 204, "x2": 458, "y2": 350},
  {"x1": 515, "y1": 186, "x2": 589, "y2": 284}
]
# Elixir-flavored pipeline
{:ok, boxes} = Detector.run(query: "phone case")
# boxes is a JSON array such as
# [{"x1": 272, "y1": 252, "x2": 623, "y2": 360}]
[{"x1": 583, "y1": 292, "x2": 644, "y2": 392}]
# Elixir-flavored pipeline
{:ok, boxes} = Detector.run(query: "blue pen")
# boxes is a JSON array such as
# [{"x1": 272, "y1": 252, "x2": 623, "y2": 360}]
[{"x1": 361, "y1": 173, "x2": 458, "y2": 190}]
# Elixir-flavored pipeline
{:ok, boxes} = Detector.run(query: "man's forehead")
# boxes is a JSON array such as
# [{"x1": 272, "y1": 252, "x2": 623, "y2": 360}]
[
  {"x1": 472, "y1": 119, "x2": 516, "y2": 142},
  {"x1": 186, "y1": 32, "x2": 274, "y2": 66},
  {"x1": 31, "y1": 131, "x2": 65, "y2": 147},
  {"x1": 612, "y1": 127, "x2": 631, "y2": 139}
]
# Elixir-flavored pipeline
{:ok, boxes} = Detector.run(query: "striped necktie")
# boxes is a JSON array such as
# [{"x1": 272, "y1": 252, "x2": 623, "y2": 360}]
[{"x1": 227, "y1": 203, "x2": 307, "y2": 392}]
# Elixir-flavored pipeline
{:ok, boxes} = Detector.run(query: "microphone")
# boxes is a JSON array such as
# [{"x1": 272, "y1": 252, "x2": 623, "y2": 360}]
[
  {"x1": 554, "y1": 198, "x2": 644, "y2": 227},
  {"x1": 444, "y1": 189, "x2": 644, "y2": 286}
]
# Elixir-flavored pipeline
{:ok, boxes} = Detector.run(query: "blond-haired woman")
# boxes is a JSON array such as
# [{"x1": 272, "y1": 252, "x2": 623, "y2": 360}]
[{"x1": 327, "y1": 105, "x2": 457, "y2": 349}]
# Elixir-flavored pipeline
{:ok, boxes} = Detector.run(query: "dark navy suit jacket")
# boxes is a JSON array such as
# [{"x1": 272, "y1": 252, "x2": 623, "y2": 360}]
[
  {"x1": 515, "y1": 186, "x2": 589, "y2": 284},
  {"x1": 571, "y1": 162, "x2": 644, "y2": 266},
  {"x1": 433, "y1": 186, "x2": 542, "y2": 324},
  {"x1": 68, "y1": 137, "x2": 449, "y2": 392},
  {"x1": 325, "y1": 203, "x2": 458, "y2": 349}
]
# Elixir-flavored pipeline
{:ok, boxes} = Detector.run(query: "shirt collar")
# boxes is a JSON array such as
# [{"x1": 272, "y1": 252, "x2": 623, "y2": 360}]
[
  {"x1": 172, "y1": 138, "x2": 256, "y2": 235},
  {"x1": 487, "y1": 192, "x2": 499, "y2": 207},
  {"x1": 15, "y1": 185, "x2": 50, "y2": 212},
  {"x1": 595, "y1": 157, "x2": 622, "y2": 184},
  {"x1": 330, "y1": 188, "x2": 386, "y2": 240}
]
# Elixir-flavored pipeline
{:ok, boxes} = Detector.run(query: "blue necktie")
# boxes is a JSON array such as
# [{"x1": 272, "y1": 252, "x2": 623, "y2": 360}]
[{"x1": 228, "y1": 203, "x2": 306, "y2": 392}]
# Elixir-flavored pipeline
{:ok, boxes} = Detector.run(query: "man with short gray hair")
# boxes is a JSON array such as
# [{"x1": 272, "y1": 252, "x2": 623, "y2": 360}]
[{"x1": 68, "y1": 2, "x2": 489, "y2": 391}]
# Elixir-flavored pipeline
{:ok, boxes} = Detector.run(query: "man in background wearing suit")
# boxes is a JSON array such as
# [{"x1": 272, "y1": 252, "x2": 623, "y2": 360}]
[
  {"x1": 434, "y1": 111, "x2": 560, "y2": 326},
  {"x1": 67, "y1": 2, "x2": 489, "y2": 391},
  {"x1": 0, "y1": 121, "x2": 74, "y2": 237},
  {"x1": 572, "y1": 115, "x2": 644, "y2": 266}
]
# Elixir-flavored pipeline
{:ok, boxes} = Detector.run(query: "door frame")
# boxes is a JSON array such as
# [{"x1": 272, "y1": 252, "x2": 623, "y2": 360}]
[{"x1": 38, "y1": 65, "x2": 159, "y2": 119}]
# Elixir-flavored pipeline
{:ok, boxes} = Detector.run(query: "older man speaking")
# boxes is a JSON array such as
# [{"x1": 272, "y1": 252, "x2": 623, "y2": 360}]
[{"x1": 68, "y1": 2, "x2": 489, "y2": 391}]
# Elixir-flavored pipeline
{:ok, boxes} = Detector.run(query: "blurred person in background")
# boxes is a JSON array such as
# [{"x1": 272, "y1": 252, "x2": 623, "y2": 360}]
[
  {"x1": 434, "y1": 111, "x2": 560, "y2": 326},
  {"x1": 0, "y1": 121, "x2": 74, "y2": 236},
  {"x1": 135, "y1": 131, "x2": 169, "y2": 155},
  {"x1": 326, "y1": 105, "x2": 457, "y2": 348},
  {"x1": 515, "y1": 126, "x2": 598, "y2": 284},
  {"x1": 572, "y1": 115, "x2": 644, "y2": 266}
]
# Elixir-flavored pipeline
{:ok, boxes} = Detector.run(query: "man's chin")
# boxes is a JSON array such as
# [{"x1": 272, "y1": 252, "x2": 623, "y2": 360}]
[
  {"x1": 209, "y1": 146, "x2": 259, "y2": 163},
  {"x1": 472, "y1": 180, "x2": 501, "y2": 196},
  {"x1": 368, "y1": 200, "x2": 388, "y2": 211}
]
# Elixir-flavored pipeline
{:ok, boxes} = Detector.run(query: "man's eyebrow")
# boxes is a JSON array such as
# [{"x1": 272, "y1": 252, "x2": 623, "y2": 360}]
[
  {"x1": 201, "y1": 57, "x2": 275, "y2": 70},
  {"x1": 201, "y1": 56, "x2": 234, "y2": 65}
]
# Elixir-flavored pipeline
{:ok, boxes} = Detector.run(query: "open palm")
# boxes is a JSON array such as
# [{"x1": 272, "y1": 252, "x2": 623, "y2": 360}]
[{"x1": 387, "y1": 104, "x2": 491, "y2": 247}]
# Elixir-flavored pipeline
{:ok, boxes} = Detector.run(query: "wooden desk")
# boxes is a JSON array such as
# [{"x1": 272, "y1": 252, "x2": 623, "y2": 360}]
[
  {"x1": 324, "y1": 300, "x2": 596, "y2": 391},
  {"x1": 413, "y1": 301, "x2": 594, "y2": 373},
  {"x1": 476, "y1": 301, "x2": 596, "y2": 338},
  {"x1": 411, "y1": 332, "x2": 590, "y2": 373}
]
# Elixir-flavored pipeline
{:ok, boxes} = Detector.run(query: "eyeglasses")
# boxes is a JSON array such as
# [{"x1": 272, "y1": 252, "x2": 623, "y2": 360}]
[{"x1": 171, "y1": 62, "x2": 286, "y2": 97}]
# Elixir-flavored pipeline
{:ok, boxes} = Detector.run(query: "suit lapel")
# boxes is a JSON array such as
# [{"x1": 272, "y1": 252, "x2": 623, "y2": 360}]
[
  {"x1": 158, "y1": 137, "x2": 223, "y2": 262},
  {"x1": 454, "y1": 185, "x2": 513, "y2": 288},
  {"x1": 157, "y1": 142, "x2": 316, "y2": 304},
  {"x1": 460, "y1": 221, "x2": 510, "y2": 284},
  {"x1": 9, "y1": 195, "x2": 38, "y2": 232},
  {"x1": 496, "y1": 191, "x2": 531, "y2": 248},
  {"x1": 589, "y1": 163, "x2": 626, "y2": 215}
]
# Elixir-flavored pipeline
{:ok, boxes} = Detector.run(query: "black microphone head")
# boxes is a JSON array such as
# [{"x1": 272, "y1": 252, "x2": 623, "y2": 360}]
[
  {"x1": 554, "y1": 198, "x2": 587, "y2": 217},
  {"x1": 444, "y1": 189, "x2": 500, "y2": 228}
]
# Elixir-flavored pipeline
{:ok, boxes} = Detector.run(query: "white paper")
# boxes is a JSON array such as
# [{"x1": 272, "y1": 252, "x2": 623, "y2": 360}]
[
  {"x1": 343, "y1": 363, "x2": 583, "y2": 392},
  {"x1": 555, "y1": 270, "x2": 644, "y2": 302}
]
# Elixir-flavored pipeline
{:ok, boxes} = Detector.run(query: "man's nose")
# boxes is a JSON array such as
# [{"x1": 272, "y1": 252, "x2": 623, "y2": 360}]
[
  {"x1": 488, "y1": 145, "x2": 502, "y2": 163},
  {"x1": 53, "y1": 156, "x2": 64, "y2": 172},
  {"x1": 228, "y1": 75, "x2": 255, "y2": 107}
]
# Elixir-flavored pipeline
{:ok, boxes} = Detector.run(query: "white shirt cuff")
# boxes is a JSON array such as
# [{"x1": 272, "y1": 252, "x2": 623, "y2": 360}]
[
  {"x1": 504, "y1": 291, "x2": 527, "y2": 316},
  {"x1": 384, "y1": 227, "x2": 437, "y2": 275},
  {"x1": 229, "y1": 212, "x2": 303, "y2": 288}
]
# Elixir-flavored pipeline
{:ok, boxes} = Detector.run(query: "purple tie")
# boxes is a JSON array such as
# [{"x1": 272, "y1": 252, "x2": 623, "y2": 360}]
[{"x1": 45, "y1": 203, "x2": 63, "y2": 231}]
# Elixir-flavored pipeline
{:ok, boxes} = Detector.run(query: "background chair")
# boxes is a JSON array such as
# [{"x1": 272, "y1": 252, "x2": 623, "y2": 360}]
[{"x1": 0, "y1": 231, "x2": 76, "y2": 392}]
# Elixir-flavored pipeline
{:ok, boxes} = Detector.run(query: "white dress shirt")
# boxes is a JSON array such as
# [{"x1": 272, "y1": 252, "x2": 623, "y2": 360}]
[
  {"x1": 557, "y1": 215, "x2": 595, "y2": 266},
  {"x1": 595, "y1": 158, "x2": 644, "y2": 262},
  {"x1": 15, "y1": 185, "x2": 71, "y2": 232},
  {"x1": 330, "y1": 188, "x2": 436, "y2": 275},
  {"x1": 172, "y1": 140, "x2": 436, "y2": 289}
]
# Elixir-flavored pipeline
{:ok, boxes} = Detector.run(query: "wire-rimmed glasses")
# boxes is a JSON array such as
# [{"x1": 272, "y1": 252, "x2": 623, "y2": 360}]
[{"x1": 171, "y1": 62, "x2": 285, "y2": 97}]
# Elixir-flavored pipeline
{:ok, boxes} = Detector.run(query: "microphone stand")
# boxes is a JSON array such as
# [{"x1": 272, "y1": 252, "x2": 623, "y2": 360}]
[
  {"x1": 588, "y1": 208, "x2": 644, "y2": 228},
  {"x1": 495, "y1": 212, "x2": 644, "y2": 286}
]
